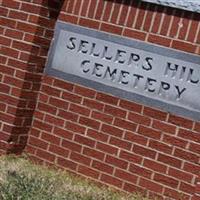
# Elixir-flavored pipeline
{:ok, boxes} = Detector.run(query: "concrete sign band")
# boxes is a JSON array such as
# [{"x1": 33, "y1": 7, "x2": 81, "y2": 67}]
[
  {"x1": 142, "y1": 0, "x2": 200, "y2": 13},
  {"x1": 46, "y1": 22, "x2": 200, "y2": 121}
]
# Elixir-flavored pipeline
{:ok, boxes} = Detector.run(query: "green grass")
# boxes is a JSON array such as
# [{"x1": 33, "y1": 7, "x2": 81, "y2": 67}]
[{"x1": 0, "y1": 155, "x2": 150, "y2": 200}]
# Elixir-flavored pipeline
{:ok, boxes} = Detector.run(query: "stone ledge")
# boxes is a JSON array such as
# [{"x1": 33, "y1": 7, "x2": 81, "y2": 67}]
[{"x1": 142, "y1": 0, "x2": 200, "y2": 13}]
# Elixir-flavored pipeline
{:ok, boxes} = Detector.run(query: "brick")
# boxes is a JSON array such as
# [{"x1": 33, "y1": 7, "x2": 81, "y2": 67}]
[
  {"x1": 57, "y1": 157, "x2": 77, "y2": 171},
  {"x1": 106, "y1": 155, "x2": 128, "y2": 170},
  {"x1": 124, "y1": 132, "x2": 148, "y2": 146},
  {"x1": 96, "y1": 93, "x2": 119, "y2": 105},
  {"x1": 80, "y1": 0, "x2": 90, "y2": 16},
  {"x1": 110, "y1": 1, "x2": 121, "y2": 24},
  {"x1": 110, "y1": 137, "x2": 132, "y2": 151},
  {"x1": 61, "y1": 139, "x2": 82, "y2": 153},
  {"x1": 78, "y1": 165, "x2": 100, "y2": 179},
  {"x1": 154, "y1": 173, "x2": 179, "y2": 188},
  {"x1": 1, "y1": 18, "x2": 16, "y2": 29},
  {"x1": 28, "y1": 136, "x2": 48, "y2": 150},
  {"x1": 100, "y1": 23, "x2": 122, "y2": 35},
  {"x1": 79, "y1": 116, "x2": 100, "y2": 130},
  {"x1": 0, "y1": 36, "x2": 11, "y2": 46},
  {"x1": 83, "y1": 147, "x2": 105, "y2": 161},
  {"x1": 172, "y1": 113, "x2": 195, "y2": 129},
  {"x1": 187, "y1": 15, "x2": 199, "y2": 43},
  {"x1": 194, "y1": 122, "x2": 200, "y2": 132},
  {"x1": 160, "y1": 8, "x2": 173, "y2": 36},
  {"x1": 57, "y1": 110, "x2": 78, "y2": 122},
  {"x1": 74, "y1": 85, "x2": 96, "y2": 98},
  {"x1": 36, "y1": 149, "x2": 55, "y2": 162},
  {"x1": 21, "y1": 3, "x2": 47, "y2": 15},
  {"x1": 92, "y1": 111, "x2": 113, "y2": 124},
  {"x1": 49, "y1": 97, "x2": 69, "y2": 110},
  {"x1": 3, "y1": 75, "x2": 23, "y2": 88},
  {"x1": 144, "y1": 159, "x2": 167, "y2": 174},
  {"x1": 158, "y1": 153, "x2": 182, "y2": 168},
  {"x1": 104, "y1": 104, "x2": 126, "y2": 118},
  {"x1": 9, "y1": 10, "x2": 28, "y2": 21},
  {"x1": 0, "y1": 83, "x2": 10, "y2": 94},
  {"x1": 101, "y1": 124, "x2": 123, "y2": 138},
  {"x1": 0, "y1": 65, "x2": 15, "y2": 76},
  {"x1": 139, "y1": 178, "x2": 163, "y2": 193},
  {"x1": 123, "y1": 182, "x2": 146, "y2": 194},
  {"x1": 87, "y1": 0, "x2": 96, "y2": 18},
  {"x1": 53, "y1": 127, "x2": 73, "y2": 140},
  {"x1": 115, "y1": 169, "x2": 138, "y2": 184},
  {"x1": 118, "y1": 2, "x2": 129, "y2": 26},
  {"x1": 59, "y1": 13, "x2": 78, "y2": 24},
  {"x1": 133, "y1": 144, "x2": 157, "y2": 159},
  {"x1": 86, "y1": 129, "x2": 108, "y2": 142},
  {"x1": 2, "y1": 0, "x2": 20, "y2": 9},
  {"x1": 168, "y1": 168, "x2": 193, "y2": 183},
  {"x1": 53, "y1": 79, "x2": 73, "y2": 91},
  {"x1": 70, "y1": 103, "x2": 90, "y2": 116},
  {"x1": 164, "y1": 187, "x2": 190, "y2": 200},
  {"x1": 17, "y1": 22, "x2": 44, "y2": 35},
  {"x1": 83, "y1": 98, "x2": 104, "y2": 111},
  {"x1": 152, "y1": 120, "x2": 176, "y2": 134},
  {"x1": 128, "y1": 112, "x2": 151, "y2": 126},
  {"x1": 0, "y1": 7, "x2": 8, "y2": 17},
  {"x1": 65, "y1": 121, "x2": 86, "y2": 135},
  {"x1": 134, "y1": 2, "x2": 146, "y2": 29},
  {"x1": 114, "y1": 118, "x2": 136, "y2": 131},
  {"x1": 79, "y1": 18, "x2": 100, "y2": 29},
  {"x1": 129, "y1": 164, "x2": 152, "y2": 179},
  {"x1": 178, "y1": 129, "x2": 200, "y2": 143},
  {"x1": 101, "y1": 174, "x2": 122, "y2": 188},
  {"x1": 149, "y1": 139, "x2": 173, "y2": 154},
  {"x1": 70, "y1": 152, "x2": 91, "y2": 166},
  {"x1": 45, "y1": 114, "x2": 64, "y2": 127},
  {"x1": 178, "y1": 12, "x2": 192, "y2": 40},
  {"x1": 1, "y1": 47, "x2": 19, "y2": 58},
  {"x1": 169, "y1": 9, "x2": 182, "y2": 37},
  {"x1": 189, "y1": 143, "x2": 200, "y2": 154},
  {"x1": 5, "y1": 29, "x2": 23, "y2": 40},
  {"x1": 95, "y1": 0, "x2": 105, "y2": 20},
  {"x1": 172, "y1": 40, "x2": 196, "y2": 54},
  {"x1": 180, "y1": 182, "x2": 196, "y2": 195},
  {"x1": 41, "y1": 132, "x2": 60, "y2": 145},
  {"x1": 174, "y1": 148, "x2": 199, "y2": 164},
  {"x1": 143, "y1": 4, "x2": 155, "y2": 31},
  {"x1": 74, "y1": 135, "x2": 95, "y2": 148},
  {"x1": 119, "y1": 150, "x2": 142, "y2": 164},
  {"x1": 37, "y1": 102, "x2": 57, "y2": 115},
  {"x1": 92, "y1": 160, "x2": 114, "y2": 174},
  {"x1": 163, "y1": 134, "x2": 188, "y2": 148},
  {"x1": 148, "y1": 34, "x2": 171, "y2": 47},
  {"x1": 7, "y1": 59, "x2": 27, "y2": 70},
  {"x1": 42, "y1": 85, "x2": 61, "y2": 97},
  {"x1": 138, "y1": 125, "x2": 161, "y2": 140},
  {"x1": 123, "y1": 28, "x2": 146, "y2": 41},
  {"x1": 143, "y1": 107, "x2": 167, "y2": 121},
  {"x1": 49, "y1": 144, "x2": 69, "y2": 157},
  {"x1": 102, "y1": 0, "x2": 114, "y2": 21},
  {"x1": 33, "y1": 120, "x2": 53, "y2": 132},
  {"x1": 96, "y1": 142, "x2": 118, "y2": 155},
  {"x1": 62, "y1": 91, "x2": 82, "y2": 103}
]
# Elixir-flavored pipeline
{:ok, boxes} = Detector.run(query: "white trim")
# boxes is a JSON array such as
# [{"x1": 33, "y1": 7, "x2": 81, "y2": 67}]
[{"x1": 142, "y1": 0, "x2": 200, "y2": 13}]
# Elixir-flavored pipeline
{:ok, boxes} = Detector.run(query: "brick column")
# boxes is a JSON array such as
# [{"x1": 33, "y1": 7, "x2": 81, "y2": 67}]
[{"x1": 0, "y1": 0, "x2": 63, "y2": 154}]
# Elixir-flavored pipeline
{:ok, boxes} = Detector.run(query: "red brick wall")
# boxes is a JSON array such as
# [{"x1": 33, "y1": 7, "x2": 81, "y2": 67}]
[{"x1": 1, "y1": 0, "x2": 200, "y2": 199}]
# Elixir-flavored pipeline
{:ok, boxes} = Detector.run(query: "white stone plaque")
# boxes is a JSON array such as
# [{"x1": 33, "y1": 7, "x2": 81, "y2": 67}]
[
  {"x1": 46, "y1": 22, "x2": 200, "y2": 121},
  {"x1": 142, "y1": 0, "x2": 200, "y2": 13}
]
